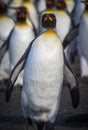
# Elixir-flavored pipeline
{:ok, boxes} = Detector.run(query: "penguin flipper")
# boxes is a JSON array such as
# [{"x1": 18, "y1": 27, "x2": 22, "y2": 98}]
[
  {"x1": 6, "y1": 41, "x2": 33, "y2": 102},
  {"x1": 0, "y1": 40, "x2": 8, "y2": 64},
  {"x1": 64, "y1": 54, "x2": 79, "y2": 109},
  {"x1": 0, "y1": 29, "x2": 14, "y2": 64},
  {"x1": 63, "y1": 24, "x2": 79, "y2": 49}
]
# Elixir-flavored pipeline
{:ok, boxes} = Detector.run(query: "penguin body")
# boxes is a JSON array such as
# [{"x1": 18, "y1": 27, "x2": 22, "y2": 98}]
[
  {"x1": 55, "y1": 10, "x2": 71, "y2": 42},
  {"x1": 64, "y1": 0, "x2": 75, "y2": 14},
  {"x1": 22, "y1": 0, "x2": 39, "y2": 31},
  {"x1": 7, "y1": 0, "x2": 23, "y2": 21},
  {"x1": 0, "y1": 15, "x2": 15, "y2": 47},
  {"x1": 21, "y1": 29, "x2": 64, "y2": 122},
  {"x1": 77, "y1": 9, "x2": 88, "y2": 77},
  {"x1": 54, "y1": 1, "x2": 72, "y2": 42},
  {"x1": 37, "y1": 0, "x2": 46, "y2": 13},
  {"x1": 73, "y1": 0, "x2": 85, "y2": 25},
  {"x1": 5, "y1": 14, "x2": 79, "y2": 130},
  {"x1": 9, "y1": 23, "x2": 35, "y2": 72},
  {"x1": 0, "y1": 3, "x2": 15, "y2": 80}
]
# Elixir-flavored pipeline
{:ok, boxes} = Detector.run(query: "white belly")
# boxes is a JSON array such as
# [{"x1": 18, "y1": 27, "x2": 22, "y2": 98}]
[
  {"x1": 21, "y1": 32, "x2": 64, "y2": 122},
  {"x1": 9, "y1": 26, "x2": 35, "y2": 71},
  {"x1": 55, "y1": 11, "x2": 71, "y2": 42},
  {"x1": 77, "y1": 15, "x2": 88, "y2": 59},
  {"x1": 0, "y1": 17, "x2": 15, "y2": 46},
  {"x1": 9, "y1": 25, "x2": 35, "y2": 85}
]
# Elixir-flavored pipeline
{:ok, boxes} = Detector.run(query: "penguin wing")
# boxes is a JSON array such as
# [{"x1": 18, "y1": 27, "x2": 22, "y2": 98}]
[
  {"x1": 0, "y1": 29, "x2": 14, "y2": 64},
  {"x1": 63, "y1": 24, "x2": 79, "y2": 49},
  {"x1": 64, "y1": 54, "x2": 79, "y2": 109},
  {"x1": 6, "y1": 40, "x2": 33, "y2": 102}
]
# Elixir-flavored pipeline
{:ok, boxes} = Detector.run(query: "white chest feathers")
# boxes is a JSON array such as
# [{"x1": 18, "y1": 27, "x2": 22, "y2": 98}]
[
  {"x1": 0, "y1": 16, "x2": 15, "y2": 46},
  {"x1": 21, "y1": 30, "x2": 64, "y2": 122},
  {"x1": 9, "y1": 24, "x2": 35, "y2": 71},
  {"x1": 55, "y1": 10, "x2": 71, "y2": 42}
]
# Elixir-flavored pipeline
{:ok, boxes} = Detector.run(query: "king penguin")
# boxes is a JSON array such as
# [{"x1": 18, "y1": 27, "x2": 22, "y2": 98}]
[
  {"x1": 0, "y1": 3, "x2": 15, "y2": 80},
  {"x1": 37, "y1": 0, "x2": 46, "y2": 13},
  {"x1": 73, "y1": 0, "x2": 86, "y2": 26},
  {"x1": 7, "y1": 0, "x2": 23, "y2": 22},
  {"x1": 0, "y1": 6, "x2": 36, "y2": 85},
  {"x1": 22, "y1": 0, "x2": 39, "y2": 32},
  {"x1": 64, "y1": 0, "x2": 75, "y2": 14},
  {"x1": 5, "y1": 13, "x2": 79, "y2": 130},
  {"x1": 77, "y1": 0, "x2": 88, "y2": 77},
  {"x1": 39, "y1": 0, "x2": 55, "y2": 33},
  {"x1": 54, "y1": 0, "x2": 72, "y2": 42}
]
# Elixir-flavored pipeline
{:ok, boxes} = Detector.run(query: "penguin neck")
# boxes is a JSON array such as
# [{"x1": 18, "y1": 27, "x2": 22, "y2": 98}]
[
  {"x1": 17, "y1": 21, "x2": 27, "y2": 26},
  {"x1": 17, "y1": 16, "x2": 27, "y2": 23},
  {"x1": 46, "y1": 28, "x2": 56, "y2": 33},
  {"x1": 0, "y1": 13, "x2": 6, "y2": 17}
]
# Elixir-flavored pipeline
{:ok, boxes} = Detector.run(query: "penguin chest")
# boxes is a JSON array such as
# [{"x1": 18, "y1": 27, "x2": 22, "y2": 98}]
[
  {"x1": 0, "y1": 17, "x2": 14, "y2": 46},
  {"x1": 55, "y1": 11, "x2": 71, "y2": 42},
  {"x1": 22, "y1": 32, "x2": 64, "y2": 120},
  {"x1": 78, "y1": 15, "x2": 88, "y2": 59},
  {"x1": 9, "y1": 26, "x2": 35, "y2": 70}
]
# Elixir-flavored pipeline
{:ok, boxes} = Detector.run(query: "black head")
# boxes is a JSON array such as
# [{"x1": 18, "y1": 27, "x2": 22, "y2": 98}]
[
  {"x1": 0, "y1": 3, "x2": 7, "y2": 14},
  {"x1": 81, "y1": 0, "x2": 88, "y2": 10},
  {"x1": 46, "y1": 0, "x2": 54, "y2": 9},
  {"x1": 42, "y1": 13, "x2": 56, "y2": 29},
  {"x1": 55, "y1": 0, "x2": 66, "y2": 10},
  {"x1": 10, "y1": 6, "x2": 28, "y2": 22}
]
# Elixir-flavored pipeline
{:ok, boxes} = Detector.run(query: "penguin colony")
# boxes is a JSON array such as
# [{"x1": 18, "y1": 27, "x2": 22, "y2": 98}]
[{"x1": 0, "y1": 0, "x2": 88, "y2": 130}]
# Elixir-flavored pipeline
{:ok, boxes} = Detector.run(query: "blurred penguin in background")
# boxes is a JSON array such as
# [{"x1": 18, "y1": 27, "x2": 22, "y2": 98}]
[
  {"x1": 0, "y1": 6, "x2": 36, "y2": 86},
  {"x1": 64, "y1": 0, "x2": 75, "y2": 14},
  {"x1": 0, "y1": 3, "x2": 15, "y2": 81},
  {"x1": 73, "y1": 0, "x2": 86, "y2": 26},
  {"x1": 37, "y1": 0, "x2": 46, "y2": 13},
  {"x1": 54, "y1": 0, "x2": 78, "y2": 64},
  {"x1": 7, "y1": 0, "x2": 23, "y2": 22},
  {"x1": 22, "y1": 0, "x2": 39, "y2": 32},
  {"x1": 54, "y1": 0, "x2": 72, "y2": 42},
  {"x1": 77, "y1": 0, "x2": 88, "y2": 78},
  {"x1": 39, "y1": 0, "x2": 55, "y2": 33},
  {"x1": 0, "y1": 0, "x2": 10, "y2": 4},
  {"x1": 5, "y1": 13, "x2": 79, "y2": 130}
]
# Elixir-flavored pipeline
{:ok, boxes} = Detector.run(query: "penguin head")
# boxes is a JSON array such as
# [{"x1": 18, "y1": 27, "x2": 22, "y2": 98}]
[
  {"x1": 55, "y1": 0, "x2": 66, "y2": 10},
  {"x1": 0, "y1": 3, "x2": 7, "y2": 14},
  {"x1": 46, "y1": 0, "x2": 54, "y2": 9},
  {"x1": 81, "y1": 0, "x2": 88, "y2": 10},
  {"x1": 9, "y1": 6, "x2": 28, "y2": 22},
  {"x1": 42, "y1": 13, "x2": 56, "y2": 29}
]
